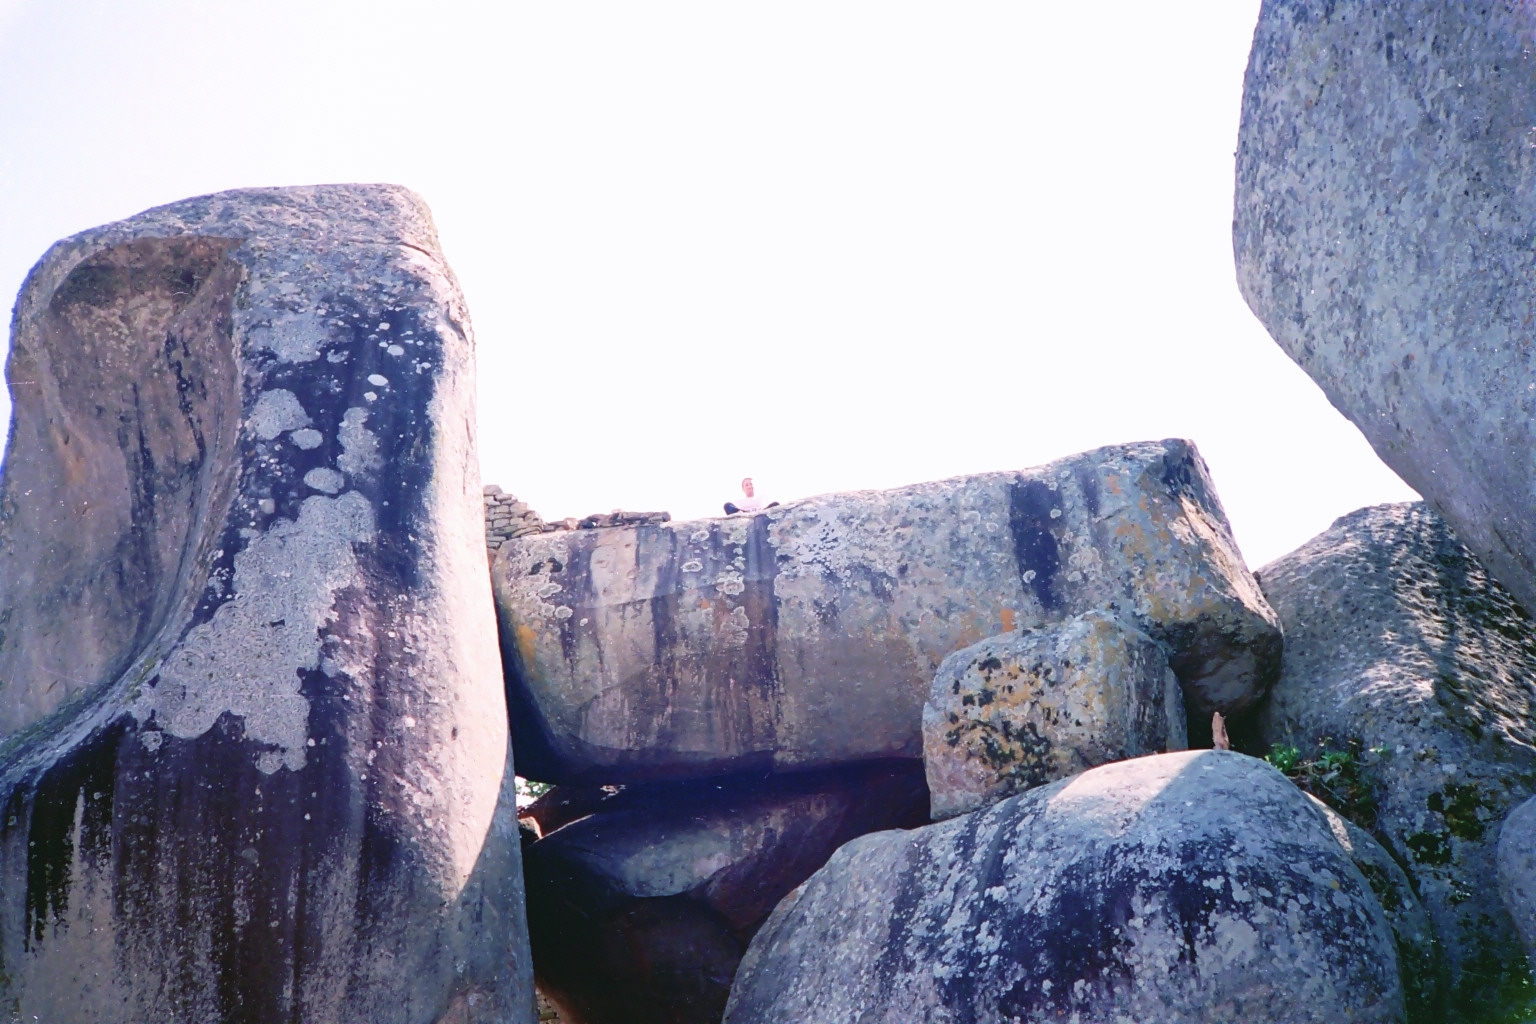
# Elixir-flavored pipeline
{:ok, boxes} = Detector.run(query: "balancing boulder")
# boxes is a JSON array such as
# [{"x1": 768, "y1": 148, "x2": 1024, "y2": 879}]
[{"x1": 1236, "y1": 0, "x2": 1536, "y2": 619}]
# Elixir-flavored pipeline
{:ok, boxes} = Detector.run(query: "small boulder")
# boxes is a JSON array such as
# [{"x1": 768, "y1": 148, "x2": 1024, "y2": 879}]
[
  {"x1": 523, "y1": 762, "x2": 929, "y2": 1024},
  {"x1": 497, "y1": 439, "x2": 1279, "y2": 783},
  {"x1": 923, "y1": 608, "x2": 1187, "y2": 820},
  {"x1": 1256, "y1": 503, "x2": 1536, "y2": 1017},
  {"x1": 723, "y1": 751, "x2": 1404, "y2": 1024}
]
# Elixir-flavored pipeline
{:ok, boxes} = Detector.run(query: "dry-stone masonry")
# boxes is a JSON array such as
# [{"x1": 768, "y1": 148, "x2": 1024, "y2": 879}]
[
  {"x1": 1256, "y1": 503, "x2": 1536, "y2": 1019},
  {"x1": 723, "y1": 751, "x2": 1405, "y2": 1024},
  {"x1": 494, "y1": 439, "x2": 1281, "y2": 785},
  {"x1": 482, "y1": 485, "x2": 669, "y2": 556},
  {"x1": 1235, "y1": 0, "x2": 1536, "y2": 620},
  {"x1": 0, "y1": 186, "x2": 532, "y2": 1023},
  {"x1": 923, "y1": 608, "x2": 1187, "y2": 820}
]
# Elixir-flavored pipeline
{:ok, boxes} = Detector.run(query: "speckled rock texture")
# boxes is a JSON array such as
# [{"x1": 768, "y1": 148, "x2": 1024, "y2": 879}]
[
  {"x1": 0, "y1": 186, "x2": 532, "y2": 1023},
  {"x1": 1499, "y1": 796, "x2": 1536, "y2": 967},
  {"x1": 1256, "y1": 503, "x2": 1536, "y2": 1019},
  {"x1": 1312, "y1": 796, "x2": 1439, "y2": 1021},
  {"x1": 923, "y1": 609, "x2": 1187, "y2": 820},
  {"x1": 1235, "y1": 0, "x2": 1536, "y2": 620},
  {"x1": 523, "y1": 762, "x2": 929, "y2": 1024},
  {"x1": 496, "y1": 438, "x2": 1280, "y2": 784},
  {"x1": 723, "y1": 750, "x2": 1404, "y2": 1024}
]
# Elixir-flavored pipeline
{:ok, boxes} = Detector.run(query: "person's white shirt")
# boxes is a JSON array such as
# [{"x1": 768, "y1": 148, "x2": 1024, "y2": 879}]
[{"x1": 735, "y1": 495, "x2": 764, "y2": 513}]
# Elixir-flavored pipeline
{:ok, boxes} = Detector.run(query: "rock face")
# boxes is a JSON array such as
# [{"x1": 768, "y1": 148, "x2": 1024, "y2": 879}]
[
  {"x1": 1311, "y1": 797, "x2": 1439, "y2": 1020},
  {"x1": 0, "y1": 187, "x2": 532, "y2": 1022},
  {"x1": 496, "y1": 438, "x2": 1280, "y2": 784},
  {"x1": 923, "y1": 609, "x2": 1187, "y2": 820},
  {"x1": 723, "y1": 751, "x2": 1404, "y2": 1024},
  {"x1": 1256, "y1": 503, "x2": 1536, "y2": 1017},
  {"x1": 1499, "y1": 796, "x2": 1536, "y2": 968},
  {"x1": 523, "y1": 762, "x2": 929, "y2": 1024},
  {"x1": 1235, "y1": 0, "x2": 1536, "y2": 619}
]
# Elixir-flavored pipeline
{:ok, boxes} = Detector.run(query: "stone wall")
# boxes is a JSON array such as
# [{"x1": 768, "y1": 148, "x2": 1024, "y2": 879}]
[{"x1": 482, "y1": 484, "x2": 669, "y2": 553}]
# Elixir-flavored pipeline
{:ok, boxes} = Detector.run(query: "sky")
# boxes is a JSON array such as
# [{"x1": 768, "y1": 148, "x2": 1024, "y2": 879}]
[{"x1": 0, "y1": 0, "x2": 1418, "y2": 570}]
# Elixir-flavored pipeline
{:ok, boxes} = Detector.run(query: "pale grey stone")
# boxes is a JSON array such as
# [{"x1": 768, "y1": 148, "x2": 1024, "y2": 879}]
[
  {"x1": 723, "y1": 751, "x2": 1404, "y2": 1024},
  {"x1": 1256, "y1": 502, "x2": 1536, "y2": 1017},
  {"x1": 1499, "y1": 795, "x2": 1536, "y2": 967},
  {"x1": 1235, "y1": 0, "x2": 1536, "y2": 618},
  {"x1": 0, "y1": 185, "x2": 531, "y2": 1023},
  {"x1": 496, "y1": 439, "x2": 1279, "y2": 784},
  {"x1": 923, "y1": 608, "x2": 1187, "y2": 820}
]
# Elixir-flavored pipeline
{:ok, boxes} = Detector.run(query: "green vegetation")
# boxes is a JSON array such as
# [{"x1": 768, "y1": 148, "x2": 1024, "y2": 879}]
[{"x1": 1265, "y1": 738, "x2": 1381, "y2": 829}]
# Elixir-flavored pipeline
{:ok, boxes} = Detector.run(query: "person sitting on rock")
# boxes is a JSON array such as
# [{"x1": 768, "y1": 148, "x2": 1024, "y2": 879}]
[{"x1": 724, "y1": 477, "x2": 778, "y2": 515}]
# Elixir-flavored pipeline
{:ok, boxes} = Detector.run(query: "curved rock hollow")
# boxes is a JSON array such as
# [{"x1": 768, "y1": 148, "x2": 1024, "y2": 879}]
[
  {"x1": 495, "y1": 438, "x2": 1280, "y2": 784},
  {"x1": 0, "y1": 186, "x2": 531, "y2": 1023}
]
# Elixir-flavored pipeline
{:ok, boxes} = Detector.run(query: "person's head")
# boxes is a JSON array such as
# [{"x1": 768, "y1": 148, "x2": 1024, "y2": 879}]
[{"x1": 741, "y1": 477, "x2": 755, "y2": 497}]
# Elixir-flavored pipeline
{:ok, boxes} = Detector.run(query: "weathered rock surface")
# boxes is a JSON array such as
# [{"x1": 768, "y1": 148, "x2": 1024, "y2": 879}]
[
  {"x1": 1235, "y1": 0, "x2": 1536, "y2": 619},
  {"x1": 1498, "y1": 796, "x2": 1536, "y2": 971},
  {"x1": 723, "y1": 750, "x2": 1404, "y2": 1024},
  {"x1": 0, "y1": 187, "x2": 532, "y2": 1022},
  {"x1": 1312, "y1": 796, "x2": 1439, "y2": 1021},
  {"x1": 497, "y1": 439, "x2": 1280, "y2": 784},
  {"x1": 1256, "y1": 503, "x2": 1536, "y2": 1018},
  {"x1": 523, "y1": 762, "x2": 928, "y2": 1024},
  {"x1": 923, "y1": 608, "x2": 1187, "y2": 820}
]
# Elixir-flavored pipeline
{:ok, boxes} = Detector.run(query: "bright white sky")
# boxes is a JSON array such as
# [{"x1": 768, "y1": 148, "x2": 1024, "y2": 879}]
[{"x1": 0, "y1": 0, "x2": 1416, "y2": 569}]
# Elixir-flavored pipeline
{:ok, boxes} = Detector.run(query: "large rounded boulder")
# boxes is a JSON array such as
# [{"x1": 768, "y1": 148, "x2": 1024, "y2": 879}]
[{"x1": 723, "y1": 750, "x2": 1404, "y2": 1024}]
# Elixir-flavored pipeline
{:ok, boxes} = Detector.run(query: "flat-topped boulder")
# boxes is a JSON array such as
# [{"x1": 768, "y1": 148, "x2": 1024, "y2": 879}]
[
  {"x1": 495, "y1": 439, "x2": 1280, "y2": 784},
  {"x1": 0, "y1": 186, "x2": 531, "y2": 1022}
]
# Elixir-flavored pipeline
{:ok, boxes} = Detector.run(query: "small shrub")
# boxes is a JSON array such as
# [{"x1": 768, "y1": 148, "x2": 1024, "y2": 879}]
[{"x1": 1266, "y1": 738, "x2": 1379, "y2": 829}]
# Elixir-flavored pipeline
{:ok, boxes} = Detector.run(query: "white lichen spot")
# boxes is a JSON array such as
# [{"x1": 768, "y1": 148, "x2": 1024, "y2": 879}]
[
  {"x1": 367, "y1": 374, "x2": 389, "y2": 387},
  {"x1": 387, "y1": 344, "x2": 405, "y2": 356},
  {"x1": 291, "y1": 428, "x2": 323, "y2": 450},
  {"x1": 681, "y1": 560, "x2": 704, "y2": 573},
  {"x1": 259, "y1": 498, "x2": 276, "y2": 515},
  {"x1": 304, "y1": 468, "x2": 345, "y2": 494},
  {"x1": 141, "y1": 730, "x2": 162, "y2": 752},
  {"x1": 554, "y1": 606, "x2": 574, "y2": 620},
  {"x1": 364, "y1": 392, "x2": 378, "y2": 403},
  {"x1": 327, "y1": 350, "x2": 349, "y2": 364},
  {"x1": 337, "y1": 407, "x2": 383, "y2": 478},
  {"x1": 249, "y1": 389, "x2": 311, "y2": 440},
  {"x1": 138, "y1": 491, "x2": 375, "y2": 773}
]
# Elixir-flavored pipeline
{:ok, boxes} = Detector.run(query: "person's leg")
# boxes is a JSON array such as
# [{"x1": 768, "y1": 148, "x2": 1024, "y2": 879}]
[{"x1": 724, "y1": 502, "x2": 740, "y2": 514}]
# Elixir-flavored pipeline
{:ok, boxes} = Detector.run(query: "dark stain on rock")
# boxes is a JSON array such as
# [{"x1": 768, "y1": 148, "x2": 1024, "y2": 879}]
[
  {"x1": 1008, "y1": 480, "x2": 1062, "y2": 612},
  {"x1": 17, "y1": 720, "x2": 123, "y2": 951}
]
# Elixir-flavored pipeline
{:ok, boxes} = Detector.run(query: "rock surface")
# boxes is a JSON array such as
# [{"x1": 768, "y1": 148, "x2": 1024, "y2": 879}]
[
  {"x1": 496, "y1": 438, "x2": 1280, "y2": 784},
  {"x1": 0, "y1": 187, "x2": 532, "y2": 1022},
  {"x1": 1235, "y1": 0, "x2": 1536, "y2": 619},
  {"x1": 1311, "y1": 796, "x2": 1439, "y2": 1021},
  {"x1": 523, "y1": 762, "x2": 929, "y2": 1024},
  {"x1": 1256, "y1": 503, "x2": 1536, "y2": 1018},
  {"x1": 923, "y1": 608, "x2": 1187, "y2": 820},
  {"x1": 1499, "y1": 795, "x2": 1536, "y2": 969},
  {"x1": 723, "y1": 750, "x2": 1404, "y2": 1024}
]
